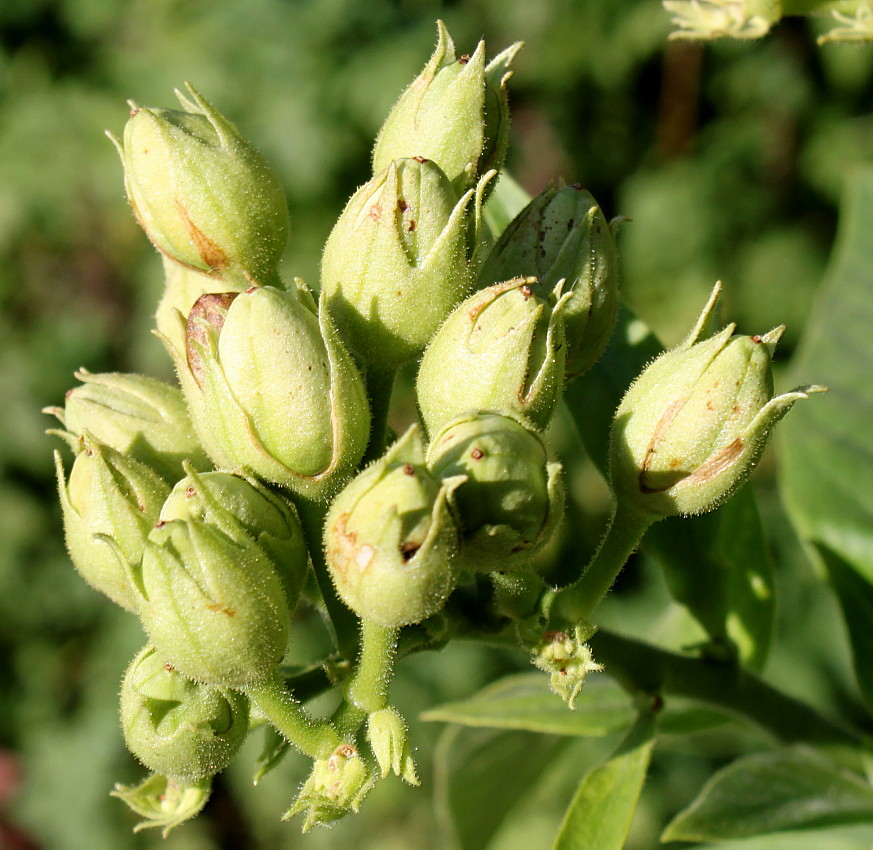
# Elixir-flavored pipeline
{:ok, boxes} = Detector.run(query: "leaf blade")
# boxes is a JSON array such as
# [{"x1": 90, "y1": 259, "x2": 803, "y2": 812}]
[
  {"x1": 662, "y1": 746, "x2": 873, "y2": 843},
  {"x1": 551, "y1": 710, "x2": 655, "y2": 850}
]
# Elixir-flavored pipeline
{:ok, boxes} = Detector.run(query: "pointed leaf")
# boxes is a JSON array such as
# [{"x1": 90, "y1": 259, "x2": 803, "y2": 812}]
[
  {"x1": 421, "y1": 673, "x2": 635, "y2": 736},
  {"x1": 662, "y1": 746, "x2": 873, "y2": 843},
  {"x1": 780, "y1": 168, "x2": 873, "y2": 707},
  {"x1": 552, "y1": 710, "x2": 655, "y2": 850}
]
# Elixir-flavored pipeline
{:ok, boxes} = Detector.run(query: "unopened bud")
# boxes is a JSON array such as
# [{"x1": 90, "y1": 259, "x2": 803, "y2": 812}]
[
  {"x1": 112, "y1": 774, "x2": 210, "y2": 837},
  {"x1": 427, "y1": 412, "x2": 563, "y2": 572},
  {"x1": 321, "y1": 157, "x2": 475, "y2": 365},
  {"x1": 610, "y1": 284, "x2": 825, "y2": 520},
  {"x1": 120, "y1": 644, "x2": 250, "y2": 781},
  {"x1": 478, "y1": 184, "x2": 619, "y2": 378},
  {"x1": 110, "y1": 84, "x2": 288, "y2": 285},
  {"x1": 417, "y1": 278, "x2": 567, "y2": 435},
  {"x1": 45, "y1": 369, "x2": 206, "y2": 482},
  {"x1": 54, "y1": 435, "x2": 169, "y2": 611},
  {"x1": 325, "y1": 426, "x2": 463, "y2": 627}
]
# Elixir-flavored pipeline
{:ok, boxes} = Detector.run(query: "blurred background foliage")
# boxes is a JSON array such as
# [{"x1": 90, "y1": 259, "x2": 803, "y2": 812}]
[{"x1": 2, "y1": 1, "x2": 873, "y2": 848}]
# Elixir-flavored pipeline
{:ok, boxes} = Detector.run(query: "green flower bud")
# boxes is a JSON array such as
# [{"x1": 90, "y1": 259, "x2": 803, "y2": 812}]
[
  {"x1": 54, "y1": 435, "x2": 170, "y2": 611},
  {"x1": 321, "y1": 157, "x2": 475, "y2": 366},
  {"x1": 44, "y1": 369, "x2": 207, "y2": 482},
  {"x1": 284, "y1": 744, "x2": 374, "y2": 832},
  {"x1": 427, "y1": 413, "x2": 563, "y2": 572},
  {"x1": 120, "y1": 644, "x2": 250, "y2": 781},
  {"x1": 664, "y1": 0, "x2": 780, "y2": 40},
  {"x1": 417, "y1": 278, "x2": 568, "y2": 436},
  {"x1": 531, "y1": 625, "x2": 603, "y2": 709},
  {"x1": 367, "y1": 708, "x2": 418, "y2": 784},
  {"x1": 610, "y1": 284, "x2": 825, "y2": 520},
  {"x1": 325, "y1": 426, "x2": 463, "y2": 627},
  {"x1": 109, "y1": 84, "x2": 288, "y2": 286},
  {"x1": 160, "y1": 467, "x2": 308, "y2": 611},
  {"x1": 372, "y1": 21, "x2": 521, "y2": 191},
  {"x1": 163, "y1": 285, "x2": 369, "y2": 499},
  {"x1": 478, "y1": 184, "x2": 619, "y2": 378},
  {"x1": 112, "y1": 774, "x2": 210, "y2": 837},
  {"x1": 136, "y1": 511, "x2": 291, "y2": 687}
]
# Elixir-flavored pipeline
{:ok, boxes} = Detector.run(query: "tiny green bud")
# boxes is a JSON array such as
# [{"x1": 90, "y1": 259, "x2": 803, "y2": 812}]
[
  {"x1": 417, "y1": 278, "x2": 567, "y2": 436},
  {"x1": 531, "y1": 624, "x2": 603, "y2": 709},
  {"x1": 112, "y1": 774, "x2": 211, "y2": 837},
  {"x1": 160, "y1": 467, "x2": 309, "y2": 611},
  {"x1": 610, "y1": 284, "x2": 825, "y2": 520},
  {"x1": 478, "y1": 184, "x2": 619, "y2": 378},
  {"x1": 136, "y1": 512, "x2": 291, "y2": 688},
  {"x1": 325, "y1": 426, "x2": 463, "y2": 627},
  {"x1": 367, "y1": 708, "x2": 419, "y2": 784},
  {"x1": 120, "y1": 644, "x2": 250, "y2": 781},
  {"x1": 321, "y1": 157, "x2": 474, "y2": 366},
  {"x1": 663, "y1": 0, "x2": 780, "y2": 40},
  {"x1": 45, "y1": 369, "x2": 207, "y2": 482},
  {"x1": 54, "y1": 435, "x2": 169, "y2": 611},
  {"x1": 426, "y1": 413, "x2": 563, "y2": 572},
  {"x1": 372, "y1": 21, "x2": 521, "y2": 191},
  {"x1": 164, "y1": 286, "x2": 370, "y2": 499},
  {"x1": 284, "y1": 744, "x2": 374, "y2": 832},
  {"x1": 110, "y1": 83, "x2": 288, "y2": 285}
]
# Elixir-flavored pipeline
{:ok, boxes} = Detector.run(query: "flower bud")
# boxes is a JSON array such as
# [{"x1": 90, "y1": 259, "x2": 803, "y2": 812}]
[
  {"x1": 367, "y1": 708, "x2": 418, "y2": 784},
  {"x1": 160, "y1": 467, "x2": 308, "y2": 610},
  {"x1": 531, "y1": 625, "x2": 603, "y2": 709},
  {"x1": 416, "y1": 278, "x2": 567, "y2": 436},
  {"x1": 321, "y1": 157, "x2": 474, "y2": 365},
  {"x1": 136, "y1": 513, "x2": 291, "y2": 688},
  {"x1": 164, "y1": 285, "x2": 370, "y2": 499},
  {"x1": 112, "y1": 774, "x2": 210, "y2": 837},
  {"x1": 325, "y1": 426, "x2": 463, "y2": 627},
  {"x1": 372, "y1": 21, "x2": 521, "y2": 191},
  {"x1": 284, "y1": 744, "x2": 373, "y2": 831},
  {"x1": 54, "y1": 435, "x2": 169, "y2": 611},
  {"x1": 45, "y1": 369, "x2": 207, "y2": 482},
  {"x1": 610, "y1": 284, "x2": 825, "y2": 520},
  {"x1": 426, "y1": 413, "x2": 563, "y2": 572},
  {"x1": 478, "y1": 184, "x2": 619, "y2": 378},
  {"x1": 120, "y1": 644, "x2": 250, "y2": 781},
  {"x1": 109, "y1": 83, "x2": 288, "y2": 286},
  {"x1": 664, "y1": 0, "x2": 780, "y2": 40}
]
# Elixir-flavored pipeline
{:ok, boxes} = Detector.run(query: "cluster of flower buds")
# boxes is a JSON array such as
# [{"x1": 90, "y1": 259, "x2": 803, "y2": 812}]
[{"x1": 46, "y1": 19, "x2": 821, "y2": 836}]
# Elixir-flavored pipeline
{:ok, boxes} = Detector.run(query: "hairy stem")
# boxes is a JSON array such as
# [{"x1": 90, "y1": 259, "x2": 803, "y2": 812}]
[
  {"x1": 332, "y1": 620, "x2": 399, "y2": 737},
  {"x1": 246, "y1": 673, "x2": 343, "y2": 759},
  {"x1": 362, "y1": 363, "x2": 397, "y2": 466},
  {"x1": 549, "y1": 502, "x2": 652, "y2": 626}
]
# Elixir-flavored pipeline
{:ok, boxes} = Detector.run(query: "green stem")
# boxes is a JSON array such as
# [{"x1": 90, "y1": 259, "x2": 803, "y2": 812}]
[
  {"x1": 593, "y1": 630, "x2": 869, "y2": 751},
  {"x1": 362, "y1": 363, "x2": 396, "y2": 466},
  {"x1": 246, "y1": 673, "x2": 342, "y2": 759},
  {"x1": 332, "y1": 620, "x2": 399, "y2": 738},
  {"x1": 550, "y1": 502, "x2": 652, "y2": 626}
]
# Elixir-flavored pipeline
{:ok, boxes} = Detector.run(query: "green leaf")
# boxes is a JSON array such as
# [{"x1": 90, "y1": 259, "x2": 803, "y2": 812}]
[
  {"x1": 551, "y1": 710, "x2": 655, "y2": 850},
  {"x1": 566, "y1": 305, "x2": 774, "y2": 668},
  {"x1": 780, "y1": 167, "x2": 873, "y2": 708},
  {"x1": 421, "y1": 673, "x2": 635, "y2": 736},
  {"x1": 662, "y1": 746, "x2": 873, "y2": 843},
  {"x1": 813, "y1": 542, "x2": 873, "y2": 717},
  {"x1": 435, "y1": 725, "x2": 566, "y2": 850}
]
